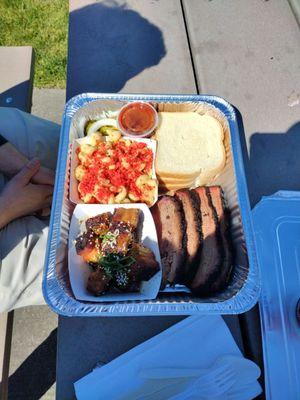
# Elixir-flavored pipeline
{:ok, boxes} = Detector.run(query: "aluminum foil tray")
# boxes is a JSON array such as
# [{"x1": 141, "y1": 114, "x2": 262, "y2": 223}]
[{"x1": 43, "y1": 93, "x2": 260, "y2": 316}]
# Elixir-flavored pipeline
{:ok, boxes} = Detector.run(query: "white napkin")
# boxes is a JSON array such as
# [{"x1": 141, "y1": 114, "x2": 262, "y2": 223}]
[{"x1": 74, "y1": 316, "x2": 260, "y2": 400}]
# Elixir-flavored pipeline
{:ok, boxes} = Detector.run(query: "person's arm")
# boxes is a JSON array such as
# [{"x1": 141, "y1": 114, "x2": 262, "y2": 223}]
[
  {"x1": 0, "y1": 159, "x2": 53, "y2": 229},
  {"x1": 0, "y1": 140, "x2": 27, "y2": 176},
  {"x1": 0, "y1": 138, "x2": 55, "y2": 185}
]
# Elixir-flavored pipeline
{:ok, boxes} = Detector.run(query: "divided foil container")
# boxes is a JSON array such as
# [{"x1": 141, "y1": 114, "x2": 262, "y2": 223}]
[{"x1": 43, "y1": 94, "x2": 260, "y2": 316}]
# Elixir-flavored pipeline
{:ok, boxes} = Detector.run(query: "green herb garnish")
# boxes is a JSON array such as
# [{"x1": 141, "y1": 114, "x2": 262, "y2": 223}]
[
  {"x1": 99, "y1": 254, "x2": 136, "y2": 277},
  {"x1": 101, "y1": 231, "x2": 118, "y2": 246}
]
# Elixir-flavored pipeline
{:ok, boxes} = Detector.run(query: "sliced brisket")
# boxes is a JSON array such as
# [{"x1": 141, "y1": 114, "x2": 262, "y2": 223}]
[
  {"x1": 151, "y1": 195, "x2": 186, "y2": 287},
  {"x1": 174, "y1": 189, "x2": 202, "y2": 278},
  {"x1": 208, "y1": 186, "x2": 233, "y2": 291},
  {"x1": 186, "y1": 187, "x2": 223, "y2": 295}
]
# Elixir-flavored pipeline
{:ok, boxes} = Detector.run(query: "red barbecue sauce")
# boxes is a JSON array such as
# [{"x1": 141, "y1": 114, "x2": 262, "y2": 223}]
[{"x1": 118, "y1": 102, "x2": 156, "y2": 135}]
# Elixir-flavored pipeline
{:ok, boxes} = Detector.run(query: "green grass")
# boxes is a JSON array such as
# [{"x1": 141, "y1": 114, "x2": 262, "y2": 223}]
[{"x1": 0, "y1": 0, "x2": 68, "y2": 88}]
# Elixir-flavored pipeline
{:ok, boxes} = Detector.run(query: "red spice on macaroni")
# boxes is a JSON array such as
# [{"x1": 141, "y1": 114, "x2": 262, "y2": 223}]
[{"x1": 75, "y1": 138, "x2": 156, "y2": 205}]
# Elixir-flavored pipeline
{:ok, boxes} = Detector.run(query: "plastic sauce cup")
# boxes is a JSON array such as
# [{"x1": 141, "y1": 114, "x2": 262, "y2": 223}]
[{"x1": 117, "y1": 102, "x2": 158, "y2": 138}]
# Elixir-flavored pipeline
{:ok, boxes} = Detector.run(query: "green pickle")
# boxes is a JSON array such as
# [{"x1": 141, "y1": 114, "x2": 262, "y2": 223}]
[
  {"x1": 84, "y1": 120, "x2": 96, "y2": 135},
  {"x1": 99, "y1": 126, "x2": 119, "y2": 135}
]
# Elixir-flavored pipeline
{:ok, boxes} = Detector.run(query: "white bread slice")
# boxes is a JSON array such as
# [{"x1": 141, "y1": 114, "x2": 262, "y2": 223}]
[
  {"x1": 157, "y1": 170, "x2": 199, "y2": 179},
  {"x1": 159, "y1": 167, "x2": 222, "y2": 186},
  {"x1": 158, "y1": 175, "x2": 196, "y2": 184},
  {"x1": 159, "y1": 181, "x2": 193, "y2": 191},
  {"x1": 155, "y1": 112, "x2": 225, "y2": 178}
]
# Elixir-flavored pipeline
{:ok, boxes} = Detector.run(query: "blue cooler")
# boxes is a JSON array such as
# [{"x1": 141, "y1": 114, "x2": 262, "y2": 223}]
[{"x1": 252, "y1": 191, "x2": 300, "y2": 400}]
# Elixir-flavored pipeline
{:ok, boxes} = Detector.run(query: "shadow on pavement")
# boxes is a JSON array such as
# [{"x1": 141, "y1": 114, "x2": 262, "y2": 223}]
[
  {"x1": 248, "y1": 122, "x2": 300, "y2": 206},
  {"x1": 8, "y1": 329, "x2": 57, "y2": 400},
  {"x1": 67, "y1": 0, "x2": 166, "y2": 99},
  {"x1": 234, "y1": 107, "x2": 300, "y2": 207}
]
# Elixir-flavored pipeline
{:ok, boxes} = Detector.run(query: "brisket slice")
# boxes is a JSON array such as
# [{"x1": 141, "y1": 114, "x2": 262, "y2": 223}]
[
  {"x1": 186, "y1": 187, "x2": 223, "y2": 295},
  {"x1": 174, "y1": 189, "x2": 202, "y2": 279},
  {"x1": 208, "y1": 186, "x2": 233, "y2": 291},
  {"x1": 151, "y1": 195, "x2": 187, "y2": 288}
]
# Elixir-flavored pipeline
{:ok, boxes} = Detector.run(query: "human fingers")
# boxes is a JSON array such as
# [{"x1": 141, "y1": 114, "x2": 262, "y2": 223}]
[
  {"x1": 35, "y1": 207, "x2": 51, "y2": 218},
  {"x1": 31, "y1": 190, "x2": 52, "y2": 212},
  {"x1": 14, "y1": 158, "x2": 41, "y2": 185},
  {"x1": 31, "y1": 166, "x2": 55, "y2": 185},
  {"x1": 45, "y1": 195, "x2": 53, "y2": 207},
  {"x1": 35, "y1": 184, "x2": 54, "y2": 198}
]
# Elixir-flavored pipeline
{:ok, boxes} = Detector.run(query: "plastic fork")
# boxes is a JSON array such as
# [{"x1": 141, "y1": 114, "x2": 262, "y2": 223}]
[
  {"x1": 213, "y1": 381, "x2": 262, "y2": 400},
  {"x1": 137, "y1": 360, "x2": 236, "y2": 400},
  {"x1": 171, "y1": 356, "x2": 261, "y2": 400},
  {"x1": 169, "y1": 363, "x2": 236, "y2": 400}
]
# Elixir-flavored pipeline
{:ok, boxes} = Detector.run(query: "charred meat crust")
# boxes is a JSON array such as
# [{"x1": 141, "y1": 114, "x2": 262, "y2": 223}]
[
  {"x1": 187, "y1": 187, "x2": 223, "y2": 296},
  {"x1": 129, "y1": 243, "x2": 160, "y2": 282},
  {"x1": 176, "y1": 195, "x2": 187, "y2": 284},
  {"x1": 85, "y1": 212, "x2": 112, "y2": 235},
  {"x1": 112, "y1": 208, "x2": 140, "y2": 231},
  {"x1": 101, "y1": 208, "x2": 141, "y2": 256},
  {"x1": 208, "y1": 187, "x2": 233, "y2": 291},
  {"x1": 87, "y1": 269, "x2": 111, "y2": 296},
  {"x1": 196, "y1": 187, "x2": 225, "y2": 294},
  {"x1": 189, "y1": 187, "x2": 232, "y2": 296}
]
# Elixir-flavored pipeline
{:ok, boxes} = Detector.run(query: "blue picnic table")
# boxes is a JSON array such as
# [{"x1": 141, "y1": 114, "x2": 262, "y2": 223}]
[{"x1": 56, "y1": 1, "x2": 300, "y2": 399}]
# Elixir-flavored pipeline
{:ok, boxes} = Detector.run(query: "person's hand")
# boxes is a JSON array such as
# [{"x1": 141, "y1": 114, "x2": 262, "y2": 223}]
[
  {"x1": 31, "y1": 165, "x2": 55, "y2": 185},
  {"x1": 0, "y1": 142, "x2": 55, "y2": 185},
  {"x1": 0, "y1": 159, "x2": 53, "y2": 228}
]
